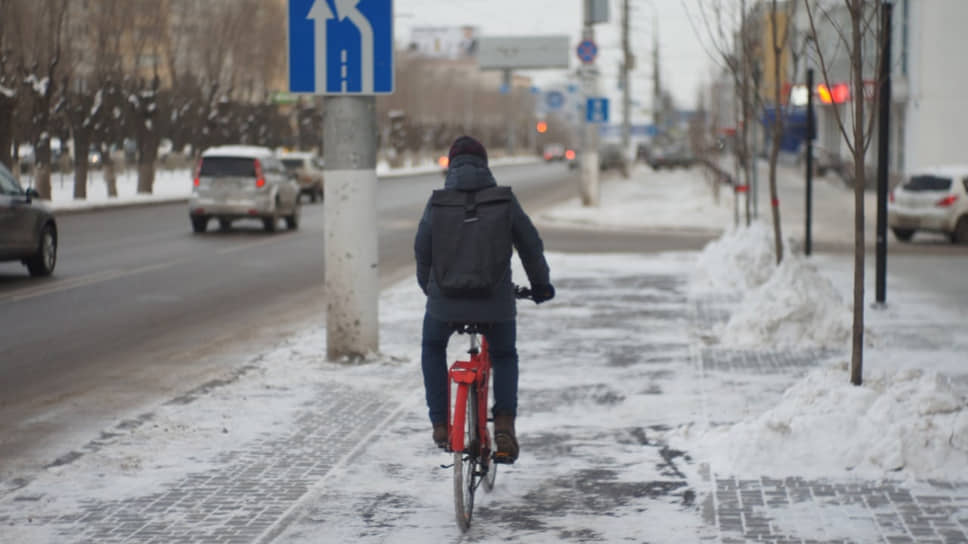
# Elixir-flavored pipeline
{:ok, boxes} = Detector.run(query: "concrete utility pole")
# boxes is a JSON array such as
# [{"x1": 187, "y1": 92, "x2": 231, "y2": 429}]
[
  {"x1": 652, "y1": 20, "x2": 661, "y2": 128},
  {"x1": 323, "y1": 96, "x2": 379, "y2": 360},
  {"x1": 580, "y1": 0, "x2": 602, "y2": 207},
  {"x1": 621, "y1": 0, "x2": 631, "y2": 177},
  {"x1": 503, "y1": 68, "x2": 515, "y2": 156}
]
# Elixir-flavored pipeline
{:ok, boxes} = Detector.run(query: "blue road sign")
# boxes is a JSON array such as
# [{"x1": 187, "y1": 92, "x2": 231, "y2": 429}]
[
  {"x1": 586, "y1": 97, "x2": 609, "y2": 123},
  {"x1": 288, "y1": 0, "x2": 394, "y2": 95},
  {"x1": 576, "y1": 40, "x2": 598, "y2": 64},
  {"x1": 545, "y1": 90, "x2": 565, "y2": 111}
]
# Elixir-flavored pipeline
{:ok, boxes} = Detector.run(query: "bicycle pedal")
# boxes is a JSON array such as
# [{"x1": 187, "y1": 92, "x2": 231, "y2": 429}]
[
  {"x1": 439, "y1": 463, "x2": 454, "y2": 469},
  {"x1": 492, "y1": 453, "x2": 516, "y2": 465}
]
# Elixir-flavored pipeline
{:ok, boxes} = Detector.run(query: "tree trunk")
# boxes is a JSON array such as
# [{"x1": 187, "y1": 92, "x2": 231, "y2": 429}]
[
  {"x1": 849, "y1": 0, "x2": 866, "y2": 386},
  {"x1": 34, "y1": 137, "x2": 52, "y2": 199},
  {"x1": 73, "y1": 133, "x2": 90, "y2": 200},
  {"x1": 100, "y1": 141, "x2": 118, "y2": 197},
  {"x1": 35, "y1": 163, "x2": 51, "y2": 200},
  {"x1": 768, "y1": 142, "x2": 783, "y2": 263},
  {"x1": 0, "y1": 100, "x2": 13, "y2": 168},
  {"x1": 768, "y1": 0, "x2": 785, "y2": 264}
]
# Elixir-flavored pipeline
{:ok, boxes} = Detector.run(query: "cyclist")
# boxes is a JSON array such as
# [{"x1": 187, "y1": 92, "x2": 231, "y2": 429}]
[{"x1": 414, "y1": 135, "x2": 555, "y2": 463}]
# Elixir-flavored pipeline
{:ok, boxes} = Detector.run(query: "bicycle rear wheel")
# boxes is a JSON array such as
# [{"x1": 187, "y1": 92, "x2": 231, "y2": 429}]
[{"x1": 454, "y1": 384, "x2": 479, "y2": 531}]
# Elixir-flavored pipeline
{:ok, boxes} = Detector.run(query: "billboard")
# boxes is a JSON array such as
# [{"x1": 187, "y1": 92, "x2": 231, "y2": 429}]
[
  {"x1": 477, "y1": 36, "x2": 570, "y2": 70},
  {"x1": 409, "y1": 26, "x2": 479, "y2": 59}
]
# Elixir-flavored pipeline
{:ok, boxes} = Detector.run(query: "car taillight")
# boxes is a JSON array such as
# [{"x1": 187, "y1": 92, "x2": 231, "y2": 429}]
[
  {"x1": 565, "y1": 149, "x2": 576, "y2": 160},
  {"x1": 254, "y1": 159, "x2": 266, "y2": 188},
  {"x1": 193, "y1": 158, "x2": 202, "y2": 187},
  {"x1": 544, "y1": 152, "x2": 552, "y2": 160},
  {"x1": 438, "y1": 156, "x2": 449, "y2": 168},
  {"x1": 936, "y1": 194, "x2": 958, "y2": 207}
]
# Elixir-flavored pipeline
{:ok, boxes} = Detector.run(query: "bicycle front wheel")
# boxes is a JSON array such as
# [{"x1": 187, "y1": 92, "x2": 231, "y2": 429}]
[{"x1": 454, "y1": 384, "x2": 478, "y2": 531}]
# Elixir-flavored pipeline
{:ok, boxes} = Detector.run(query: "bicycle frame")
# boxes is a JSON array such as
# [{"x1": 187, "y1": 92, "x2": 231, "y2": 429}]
[{"x1": 447, "y1": 333, "x2": 492, "y2": 456}]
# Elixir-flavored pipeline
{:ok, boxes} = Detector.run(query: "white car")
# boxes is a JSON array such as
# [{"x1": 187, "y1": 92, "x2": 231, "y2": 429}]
[
  {"x1": 189, "y1": 146, "x2": 300, "y2": 233},
  {"x1": 888, "y1": 166, "x2": 968, "y2": 243}
]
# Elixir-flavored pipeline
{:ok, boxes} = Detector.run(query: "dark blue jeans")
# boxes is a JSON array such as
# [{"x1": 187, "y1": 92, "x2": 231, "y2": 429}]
[{"x1": 421, "y1": 313, "x2": 518, "y2": 425}]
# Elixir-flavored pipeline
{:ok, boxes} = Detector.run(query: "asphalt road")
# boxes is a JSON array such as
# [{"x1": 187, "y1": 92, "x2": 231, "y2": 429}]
[{"x1": 0, "y1": 162, "x2": 674, "y2": 474}]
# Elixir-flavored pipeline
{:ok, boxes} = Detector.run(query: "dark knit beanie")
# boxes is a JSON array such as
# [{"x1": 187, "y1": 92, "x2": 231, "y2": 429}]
[{"x1": 448, "y1": 135, "x2": 488, "y2": 164}]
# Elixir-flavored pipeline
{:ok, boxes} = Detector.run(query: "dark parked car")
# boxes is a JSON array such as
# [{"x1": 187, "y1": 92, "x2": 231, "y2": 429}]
[{"x1": 0, "y1": 161, "x2": 57, "y2": 276}]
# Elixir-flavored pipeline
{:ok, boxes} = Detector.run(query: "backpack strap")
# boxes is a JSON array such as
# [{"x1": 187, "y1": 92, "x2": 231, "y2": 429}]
[{"x1": 464, "y1": 191, "x2": 479, "y2": 223}]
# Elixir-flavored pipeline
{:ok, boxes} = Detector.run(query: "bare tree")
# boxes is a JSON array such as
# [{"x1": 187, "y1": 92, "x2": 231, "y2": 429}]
[
  {"x1": 689, "y1": 0, "x2": 755, "y2": 227},
  {"x1": 763, "y1": 0, "x2": 803, "y2": 264},
  {"x1": 802, "y1": 0, "x2": 886, "y2": 385},
  {"x1": 0, "y1": 0, "x2": 18, "y2": 169}
]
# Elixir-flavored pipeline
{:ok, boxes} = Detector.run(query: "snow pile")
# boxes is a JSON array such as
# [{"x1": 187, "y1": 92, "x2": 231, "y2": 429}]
[
  {"x1": 682, "y1": 361, "x2": 968, "y2": 480},
  {"x1": 690, "y1": 221, "x2": 777, "y2": 294},
  {"x1": 691, "y1": 221, "x2": 851, "y2": 348},
  {"x1": 719, "y1": 253, "x2": 852, "y2": 348}
]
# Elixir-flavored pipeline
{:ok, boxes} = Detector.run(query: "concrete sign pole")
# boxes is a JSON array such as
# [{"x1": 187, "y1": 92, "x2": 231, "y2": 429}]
[
  {"x1": 504, "y1": 68, "x2": 515, "y2": 157},
  {"x1": 323, "y1": 96, "x2": 379, "y2": 360},
  {"x1": 579, "y1": 25, "x2": 600, "y2": 206}
]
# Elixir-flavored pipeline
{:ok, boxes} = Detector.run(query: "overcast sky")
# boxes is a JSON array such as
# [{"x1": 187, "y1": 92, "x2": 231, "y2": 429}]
[{"x1": 396, "y1": 0, "x2": 717, "y2": 117}]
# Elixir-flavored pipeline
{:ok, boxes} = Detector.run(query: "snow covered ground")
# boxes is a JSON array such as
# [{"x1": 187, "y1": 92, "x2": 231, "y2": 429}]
[
  {"x1": 29, "y1": 155, "x2": 540, "y2": 213},
  {"x1": 2, "y1": 161, "x2": 966, "y2": 542}
]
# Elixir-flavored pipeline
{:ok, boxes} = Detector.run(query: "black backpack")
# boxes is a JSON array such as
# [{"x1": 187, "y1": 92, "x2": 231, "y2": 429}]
[{"x1": 430, "y1": 186, "x2": 514, "y2": 298}]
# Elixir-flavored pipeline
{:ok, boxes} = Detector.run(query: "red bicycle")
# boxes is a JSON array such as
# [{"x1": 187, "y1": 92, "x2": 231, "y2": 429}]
[{"x1": 445, "y1": 286, "x2": 532, "y2": 532}]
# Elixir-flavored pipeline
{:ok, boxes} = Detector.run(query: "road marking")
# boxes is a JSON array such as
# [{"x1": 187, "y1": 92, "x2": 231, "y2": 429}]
[
  {"x1": 0, "y1": 233, "x2": 303, "y2": 305},
  {"x1": 0, "y1": 260, "x2": 182, "y2": 304}
]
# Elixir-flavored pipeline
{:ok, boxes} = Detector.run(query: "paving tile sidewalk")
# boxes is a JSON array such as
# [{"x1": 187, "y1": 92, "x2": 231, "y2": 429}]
[
  {"x1": 690, "y1": 289, "x2": 968, "y2": 544},
  {"x1": 0, "y1": 251, "x2": 965, "y2": 543}
]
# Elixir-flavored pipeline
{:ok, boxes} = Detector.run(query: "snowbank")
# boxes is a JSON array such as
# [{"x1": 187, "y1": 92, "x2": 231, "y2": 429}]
[
  {"x1": 719, "y1": 253, "x2": 852, "y2": 348},
  {"x1": 691, "y1": 220, "x2": 851, "y2": 348},
  {"x1": 690, "y1": 221, "x2": 777, "y2": 294},
  {"x1": 679, "y1": 360, "x2": 968, "y2": 480}
]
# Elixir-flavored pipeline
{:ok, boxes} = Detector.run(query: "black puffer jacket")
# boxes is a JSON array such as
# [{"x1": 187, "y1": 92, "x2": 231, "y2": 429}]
[{"x1": 414, "y1": 154, "x2": 550, "y2": 322}]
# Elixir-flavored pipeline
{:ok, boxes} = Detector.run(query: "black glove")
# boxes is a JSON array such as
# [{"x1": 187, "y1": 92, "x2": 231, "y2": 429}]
[{"x1": 531, "y1": 283, "x2": 555, "y2": 304}]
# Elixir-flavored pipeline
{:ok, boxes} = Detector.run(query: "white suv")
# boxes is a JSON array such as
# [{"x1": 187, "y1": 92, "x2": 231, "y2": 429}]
[
  {"x1": 189, "y1": 146, "x2": 300, "y2": 233},
  {"x1": 888, "y1": 166, "x2": 968, "y2": 244}
]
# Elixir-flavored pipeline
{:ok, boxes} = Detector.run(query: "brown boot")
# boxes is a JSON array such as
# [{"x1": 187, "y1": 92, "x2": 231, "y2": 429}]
[
  {"x1": 432, "y1": 423, "x2": 449, "y2": 450},
  {"x1": 493, "y1": 412, "x2": 518, "y2": 464}
]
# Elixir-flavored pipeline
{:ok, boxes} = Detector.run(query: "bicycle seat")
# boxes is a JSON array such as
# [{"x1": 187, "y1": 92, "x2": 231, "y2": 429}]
[{"x1": 450, "y1": 322, "x2": 492, "y2": 335}]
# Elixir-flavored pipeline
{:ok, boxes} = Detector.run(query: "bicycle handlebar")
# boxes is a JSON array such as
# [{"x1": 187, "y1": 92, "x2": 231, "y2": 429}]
[{"x1": 514, "y1": 285, "x2": 534, "y2": 301}]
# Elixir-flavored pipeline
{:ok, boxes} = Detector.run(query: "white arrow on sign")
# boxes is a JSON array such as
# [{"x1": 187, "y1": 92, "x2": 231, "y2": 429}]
[
  {"x1": 308, "y1": 0, "x2": 334, "y2": 93},
  {"x1": 335, "y1": 0, "x2": 374, "y2": 93}
]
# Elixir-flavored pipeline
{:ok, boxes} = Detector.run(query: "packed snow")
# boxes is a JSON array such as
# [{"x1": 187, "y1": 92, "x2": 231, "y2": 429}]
[
  {"x1": 539, "y1": 166, "x2": 734, "y2": 233},
  {"x1": 672, "y1": 208, "x2": 968, "y2": 481}
]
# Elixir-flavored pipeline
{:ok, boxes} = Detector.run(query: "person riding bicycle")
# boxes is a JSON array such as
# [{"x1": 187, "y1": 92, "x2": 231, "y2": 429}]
[{"x1": 414, "y1": 135, "x2": 555, "y2": 463}]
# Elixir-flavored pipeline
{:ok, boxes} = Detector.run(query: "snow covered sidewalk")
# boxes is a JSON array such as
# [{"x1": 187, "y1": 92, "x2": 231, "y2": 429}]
[{"x1": 1, "y1": 167, "x2": 966, "y2": 542}]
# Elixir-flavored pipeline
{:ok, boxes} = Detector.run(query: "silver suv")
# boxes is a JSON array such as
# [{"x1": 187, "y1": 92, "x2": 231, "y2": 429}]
[{"x1": 189, "y1": 146, "x2": 300, "y2": 233}]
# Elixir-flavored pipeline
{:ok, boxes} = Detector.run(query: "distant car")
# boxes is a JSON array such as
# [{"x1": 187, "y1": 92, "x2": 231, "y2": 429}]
[
  {"x1": 280, "y1": 152, "x2": 325, "y2": 203},
  {"x1": 648, "y1": 142, "x2": 695, "y2": 170},
  {"x1": 598, "y1": 142, "x2": 626, "y2": 172},
  {"x1": 189, "y1": 146, "x2": 300, "y2": 234},
  {"x1": 888, "y1": 167, "x2": 968, "y2": 243},
  {"x1": 543, "y1": 143, "x2": 566, "y2": 162},
  {"x1": 0, "y1": 161, "x2": 57, "y2": 276}
]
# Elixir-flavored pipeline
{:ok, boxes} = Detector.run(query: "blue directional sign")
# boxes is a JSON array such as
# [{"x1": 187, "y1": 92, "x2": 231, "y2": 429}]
[
  {"x1": 288, "y1": 0, "x2": 394, "y2": 95},
  {"x1": 586, "y1": 97, "x2": 609, "y2": 123},
  {"x1": 576, "y1": 40, "x2": 598, "y2": 64},
  {"x1": 545, "y1": 90, "x2": 565, "y2": 111}
]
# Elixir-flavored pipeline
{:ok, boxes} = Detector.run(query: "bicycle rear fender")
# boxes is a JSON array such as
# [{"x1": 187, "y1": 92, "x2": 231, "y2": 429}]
[{"x1": 450, "y1": 383, "x2": 469, "y2": 452}]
